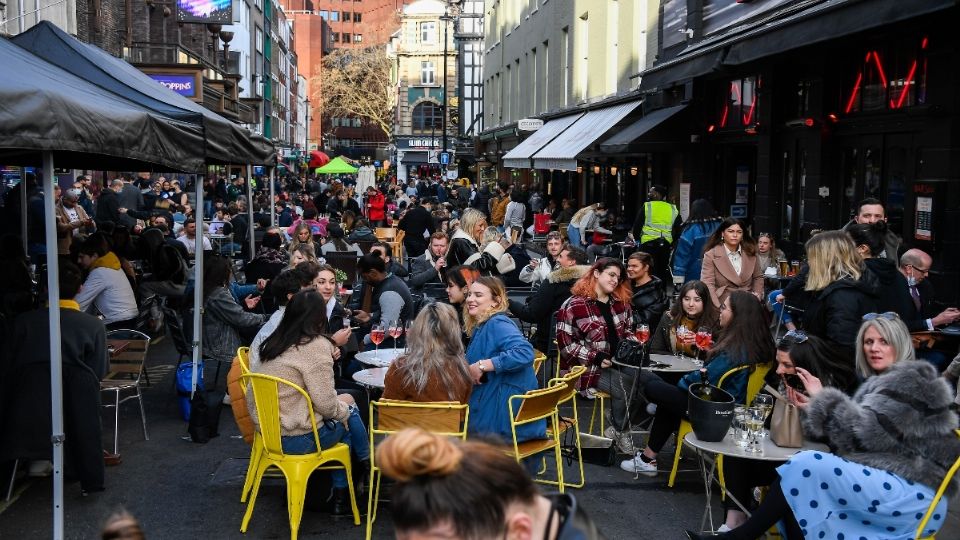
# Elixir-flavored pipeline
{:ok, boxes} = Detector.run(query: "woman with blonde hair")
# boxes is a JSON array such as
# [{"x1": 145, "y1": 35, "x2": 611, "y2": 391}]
[
  {"x1": 446, "y1": 208, "x2": 515, "y2": 275},
  {"x1": 383, "y1": 302, "x2": 473, "y2": 403},
  {"x1": 378, "y1": 428, "x2": 603, "y2": 540},
  {"x1": 288, "y1": 222, "x2": 319, "y2": 257},
  {"x1": 287, "y1": 242, "x2": 319, "y2": 268},
  {"x1": 462, "y1": 276, "x2": 541, "y2": 440},
  {"x1": 800, "y1": 230, "x2": 878, "y2": 354}
]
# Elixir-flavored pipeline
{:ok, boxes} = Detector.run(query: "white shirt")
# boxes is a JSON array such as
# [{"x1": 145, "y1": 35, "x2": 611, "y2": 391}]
[
  {"x1": 178, "y1": 234, "x2": 212, "y2": 255},
  {"x1": 725, "y1": 245, "x2": 743, "y2": 275},
  {"x1": 75, "y1": 266, "x2": 139, "y2": 325},
  {"x1": 63, "y1": 206, "x2": 81, "y2": 236},
  {"x1": 247, "y1": 307, "x2": 285, "y2": 372}
]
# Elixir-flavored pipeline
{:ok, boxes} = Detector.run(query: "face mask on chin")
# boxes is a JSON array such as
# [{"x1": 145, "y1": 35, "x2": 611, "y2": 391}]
[{"x1": 907, "y1": 274, "x2": 917, "y2": 287}]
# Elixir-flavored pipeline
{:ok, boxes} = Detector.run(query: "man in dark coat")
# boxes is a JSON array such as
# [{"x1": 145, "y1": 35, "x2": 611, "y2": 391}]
[
  {"x1": 509, "y1": 246, "x2": 589, "y2": 353},
  {"x1": 398, "y1": 198, "x2": 436, "y2": 258},
  {"x1": 0, "y1": 261, "x2": 108, "y2": 494},
  {"x1": 94, "y1": 179, "x2": 125, "y2": 226}
]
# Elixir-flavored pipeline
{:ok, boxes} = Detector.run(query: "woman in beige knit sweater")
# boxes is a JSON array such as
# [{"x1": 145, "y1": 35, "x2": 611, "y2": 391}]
[{"x1": 250, "y1": 288, "x2": 370, "y2": 515}]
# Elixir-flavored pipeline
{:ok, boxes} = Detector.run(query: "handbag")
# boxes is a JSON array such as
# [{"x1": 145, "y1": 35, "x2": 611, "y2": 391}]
[
  {"x1": 764, "y1": 384, "x2": 804, "y2": 448},
  {"x1": 614, "y1": 339, "x2": 645, "y2": 368}
]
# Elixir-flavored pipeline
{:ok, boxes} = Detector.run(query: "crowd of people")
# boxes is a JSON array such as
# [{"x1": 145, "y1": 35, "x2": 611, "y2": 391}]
[{"x1": 1, "y1": 167, "x2": 959, "y2": 538}]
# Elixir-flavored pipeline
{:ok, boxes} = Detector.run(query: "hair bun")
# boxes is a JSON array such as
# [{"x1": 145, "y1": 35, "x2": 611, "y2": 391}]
[{"x1": 377, "y1": 428, "x2": 463, "y2": 482}]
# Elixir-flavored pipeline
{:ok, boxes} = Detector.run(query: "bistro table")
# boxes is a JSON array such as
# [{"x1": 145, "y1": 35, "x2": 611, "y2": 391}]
[
  {"x1": 647, "y1": 353, "x2": 701, "y2": 373},
  {"x1": 353, "y1": 367, "x2": 387, "y2": 389},
  {"x1": 354, "y1": 347, "x2": 404, "y2": 368},
  {"x1": 684, "y1": 430, "x2": 829, "y2": 533}
]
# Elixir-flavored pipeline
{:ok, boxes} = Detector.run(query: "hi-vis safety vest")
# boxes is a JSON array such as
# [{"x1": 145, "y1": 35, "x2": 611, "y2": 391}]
[{"x1": 640, "y1": 200, "x2": 678, "y2": 243}]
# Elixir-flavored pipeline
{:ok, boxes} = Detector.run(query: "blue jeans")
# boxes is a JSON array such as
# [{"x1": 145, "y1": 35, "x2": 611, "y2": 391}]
[
  {"x1": 768, "y1": 289, "x2": 793, "y2": 326},
  {"x1": 567, "y1": 224, "x2": 584, "y2": 250},
  {"x1": 280, "y1": 406, "x2": 369, "y2": 488}
]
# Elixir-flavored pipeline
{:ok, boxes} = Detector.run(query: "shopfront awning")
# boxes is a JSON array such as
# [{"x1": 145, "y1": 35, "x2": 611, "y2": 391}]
[
  {"x1": 532, "y1": 100, "x2": 641, "y2": 171},
  {"x1": 599, "y1": 105, "x2": 688, "y2": 154},
  {"x1": 638, "y1": 49, "x2": 727, "y2": 91},
  {"x1": 502, "y1": 113, "x2": 583, "y2": 168},
  {"x1": 400, "y1": 151, "x2": 429, "y2": 164}
]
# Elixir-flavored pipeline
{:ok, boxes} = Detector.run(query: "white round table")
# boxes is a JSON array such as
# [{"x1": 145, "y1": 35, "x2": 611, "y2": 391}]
[
  {"x1": 683, "y1": 429, "x2": 829, "y2": 532},
  {"x1": 352, "y1": 367, "x2": 387, "y2": 389},
  {"x1": 354, "y1": 347, "x2": 404, "y2": 368},
  {"x1": 647, "y1": 353, "x2": 701, "y2": 373}
]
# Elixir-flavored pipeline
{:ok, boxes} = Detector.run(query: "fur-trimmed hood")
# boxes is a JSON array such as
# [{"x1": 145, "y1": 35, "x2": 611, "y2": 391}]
[
  {"x1": 548, "y1": 265, "x2": 589, "y2": 284},
  {"x1": 451, "y1": 228, "x2": 479, "y2": 248},
  {"x1": 803, "y1": 360, "x2": 960, "y2": 493}
]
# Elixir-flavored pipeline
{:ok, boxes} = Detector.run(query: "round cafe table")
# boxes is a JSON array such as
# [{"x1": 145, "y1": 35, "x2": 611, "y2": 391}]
[
  {"x1": 647, "y1": 353, "x2": 701, "y2": 373},
  {"x1": 354, "y1": 347, "x2": 404, "y2": 368},
  {"x1": 352, "y1": 367, "x2": 387, "y2": 389},
  {"x1": 683, "y1": 430, "x2": 829, "y2": 533}
]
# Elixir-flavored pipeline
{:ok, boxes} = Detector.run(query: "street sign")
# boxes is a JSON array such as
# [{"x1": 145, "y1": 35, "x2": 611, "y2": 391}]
[
  {"x1": 518, "y1": 118, "x2": 544, "y2": 131},
  {"x1": 439, "y1": 151, "x2": 452, "y2": 165}
]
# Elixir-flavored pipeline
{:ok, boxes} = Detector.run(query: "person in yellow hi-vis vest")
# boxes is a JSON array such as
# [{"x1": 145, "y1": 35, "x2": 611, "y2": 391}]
[{"x1": 632, "y1": 185, "x2": 682, "y2": 285}]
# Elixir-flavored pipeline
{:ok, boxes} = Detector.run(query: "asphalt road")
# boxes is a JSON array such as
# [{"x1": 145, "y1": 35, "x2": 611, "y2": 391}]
[{"x1": 1, "y1": 336, "x2": 957, "y2": 539}]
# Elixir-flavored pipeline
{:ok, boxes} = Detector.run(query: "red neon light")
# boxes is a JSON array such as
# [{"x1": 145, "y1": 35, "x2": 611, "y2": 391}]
[
  {"x1": 844, "y1": 71, "x2": 863, "y2": 114},
  {"x1": 828, "y1": 113, "x2": 838, "y2": 122},
  {"x1": 893, "y1": 60, "x2": 918, "y2": 109},
  {"x1": 803, "y1": 118, "x2": 815, "y2": 127},
  {"x1": 922, "y1": 36, "x2": 928, "y2": 49},
  {"x1": 719, "y1": 103, "x2": 729, "y2": 128},
  {"x1": 871, "y1": 51, "x2": 888, "y2": 88},
  {"x1": 707, "y1": 124, "x2": 716, "y2": 133}
]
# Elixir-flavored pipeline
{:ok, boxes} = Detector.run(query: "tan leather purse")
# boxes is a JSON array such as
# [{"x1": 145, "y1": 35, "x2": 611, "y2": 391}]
[{"x1": 764, "y1": 384, "x2": 804, "y2": 448}]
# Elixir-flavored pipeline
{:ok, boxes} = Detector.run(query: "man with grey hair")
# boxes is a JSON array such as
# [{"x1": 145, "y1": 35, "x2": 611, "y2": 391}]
[
  {"x1": 898, "y1": 248, "x2": 960, "y2": 332},
  {"x1": 56, "y1": 186, "x2": 95, "y2": 255}
]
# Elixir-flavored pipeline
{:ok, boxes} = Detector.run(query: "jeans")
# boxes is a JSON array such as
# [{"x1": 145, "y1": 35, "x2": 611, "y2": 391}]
[
  {"x1": 596, "y1": 367, "x2": 637, "y2": 430},
  {"x1": 280, "y1": 406, "x2": 369, "y2": 488},
  {"x1": 767, "y1": 289, "x2": 792, "y2": 326},
  {"x1": 566, "y1": 224, "x2": 583, "y2": 250},
  {"x1": 637, "y1": 371, "x2": 688, "y2": 454}
]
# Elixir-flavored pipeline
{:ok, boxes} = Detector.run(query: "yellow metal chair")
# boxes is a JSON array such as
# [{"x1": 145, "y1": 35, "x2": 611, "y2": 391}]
[
  {"x1": 236, "y1": 346, "x2": 251, "y2": 377},
  {"x1": 915, "y1": 429, "x2": 960, "y2": 540},
  {"x1": 547, "y1": 365, "x2": 587, "y2": 488},
  {"x1": 533, "y1": 349, "x2": 547, "y2": 379},
  {"x1": 365, "y1": 399, "x2": 469, "y2": 540},
  {"x1": 668, "y1": 362, "x2": 772, "y2": 488},
  {"x1": 587, "y1": 390, "x2": 610, "y2": 436},
  {"x1": 235, "y1": 346, "x2": 269, "y2": 504},
  {"x1": 507, "y1": 383, "x2": 569, "y2": 492},
  {"x1": 240, "y1": 373, "x2": 360, "y2": 539}
]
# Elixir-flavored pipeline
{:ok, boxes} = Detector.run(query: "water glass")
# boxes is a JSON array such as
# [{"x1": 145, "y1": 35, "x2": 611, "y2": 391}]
[
  {"x1": 745, "y1": 406, "x2": 766, "y2": 454},
  {"x1": 732, "y1": 406, "x2": 750, "y2": 448}
]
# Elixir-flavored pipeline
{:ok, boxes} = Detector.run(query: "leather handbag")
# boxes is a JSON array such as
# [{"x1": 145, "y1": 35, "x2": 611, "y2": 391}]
[
  {"x1": 614, "y1": 339, "x2": 644, "y2": 367},
  {"x1": 764, "y1": 384, "x2": 804, "y2": 448}
]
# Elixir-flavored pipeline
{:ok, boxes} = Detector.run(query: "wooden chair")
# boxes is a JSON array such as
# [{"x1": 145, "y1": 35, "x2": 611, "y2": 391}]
[
  {"x1": 101, "y1": 329, "x2": 151, "y2": 455},
  {"x1": 668, "y1": 362, "x2": 772, "y2": 487},
  {"x1": 240, "y1": 373, "x2": 360, "y2": 538},
  {"x1": 507, "y1": 383, "x2": 569, "y2": 492},
  {"x1": 915, "y1": 429, "x2": 960, "y2": 539},
  {"x1": 366, "y1": 399, "x2": 469, "y2": 540},
  {"x1": 547, "y1": 365, "x2": 587, "y2": 488}
]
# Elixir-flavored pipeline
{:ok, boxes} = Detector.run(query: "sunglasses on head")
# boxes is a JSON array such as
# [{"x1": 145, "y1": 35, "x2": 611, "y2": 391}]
[
  {"x1": 862, "y1": 312, "x2": 899, "y2": 321},
  {"x1": 778, "y1": 330, "x2": 809, "y2": 346}
]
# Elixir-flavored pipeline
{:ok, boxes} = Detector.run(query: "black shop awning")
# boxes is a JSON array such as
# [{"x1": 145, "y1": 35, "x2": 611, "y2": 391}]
[{"x1": 599, "y1": 105, "x2": 688, "y2": 154}]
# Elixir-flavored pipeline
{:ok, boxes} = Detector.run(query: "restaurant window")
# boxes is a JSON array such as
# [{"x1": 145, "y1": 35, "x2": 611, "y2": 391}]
[
  {"x1": 713, "y1": 76, "x2": 760, "y2": 132},
  {"x1": 412, "y1": 101, "x2": 443, "y2": 131},
  {"x1": 843, "y1": 35, "x2": 929, "y2": 114}
]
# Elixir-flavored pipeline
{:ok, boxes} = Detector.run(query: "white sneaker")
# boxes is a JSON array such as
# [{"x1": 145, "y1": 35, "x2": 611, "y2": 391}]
[
  {"x1": 619, "y1": 453, "x2": 658, "y2": 477},
  {"x1": 579, "y1": 388, "x2": 598, "y2": 400},
  {"x1": 646, "y1": 402, "x2": 658, "y2": 415},
  {"x1": 222, "y1": 393, "x2": 232, "y2": 406},
  {"x1": 717, "y1": 525, "x2": 732, "y2": 533},
  {"x1": 604, "y1": 426, "x2": 636, "y2": 455}
]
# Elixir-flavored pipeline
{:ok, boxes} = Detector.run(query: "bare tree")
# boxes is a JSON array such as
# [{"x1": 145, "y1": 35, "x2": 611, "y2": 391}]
[{"x1": 314, "y1": 46, "x2": 393, "y2": 139}]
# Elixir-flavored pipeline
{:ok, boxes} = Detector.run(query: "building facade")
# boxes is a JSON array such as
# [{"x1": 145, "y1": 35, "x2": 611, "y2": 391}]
[
  {"x1": 391, "y1": 0, "x2": 458, "y2": 182},
  {"x1": 477, "y1": 0, "x2": 658, "y2": 214},
  {"x1": 630, "y1": 0, "x2": 960, "y2": 297}
]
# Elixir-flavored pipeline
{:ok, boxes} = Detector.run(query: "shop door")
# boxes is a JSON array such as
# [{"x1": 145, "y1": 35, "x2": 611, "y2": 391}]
[
  {"x1": 835, "y1": 134, "x2": 910, "y2": 239},
  {"x1": 718, "y1": 145, "x2": 757, "y2": 223}
]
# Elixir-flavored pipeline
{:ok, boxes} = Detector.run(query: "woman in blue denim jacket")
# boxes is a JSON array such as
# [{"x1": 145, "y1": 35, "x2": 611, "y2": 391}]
[
  {"x1": 670, "y1": 199, "x2": 722, "y2": 283},
  {"x1": 619, "y1": 291, "x2": 775, "y2": 476}
]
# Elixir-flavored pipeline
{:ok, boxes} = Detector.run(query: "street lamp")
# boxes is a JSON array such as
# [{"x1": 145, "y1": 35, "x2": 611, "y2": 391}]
[{"x1": 440, "y1": 7, "x2": 454, "y2": 153}]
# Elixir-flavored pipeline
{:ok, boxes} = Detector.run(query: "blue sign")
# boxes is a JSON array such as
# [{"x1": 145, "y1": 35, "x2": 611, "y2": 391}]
[
  {"x1": 148, "y1": 74, "x2": 197, "y2": 98},
  {"x1": 439, "y1": 151, "x2": 451, "y2": 165},
  {"x1": 374, "y1": 161, "x2": 381, "y2": 167}
]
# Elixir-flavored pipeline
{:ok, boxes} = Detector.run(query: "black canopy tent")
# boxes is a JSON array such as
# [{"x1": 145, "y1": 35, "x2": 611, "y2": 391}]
[
  {"x1": 11, "y1": 21, "x2": 276, "y2": 167},
  {"x1": 0, "y1": 36, "x2": 209, "y2": 539}
]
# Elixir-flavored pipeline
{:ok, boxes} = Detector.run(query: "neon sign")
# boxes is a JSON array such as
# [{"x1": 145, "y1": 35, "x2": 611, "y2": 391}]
[
  {"x1": 712, "y1": 76, "x2": 759, "y2": 133},
  {"x1": 843, "y1": 36, "x2": 928, "y2": 114}
]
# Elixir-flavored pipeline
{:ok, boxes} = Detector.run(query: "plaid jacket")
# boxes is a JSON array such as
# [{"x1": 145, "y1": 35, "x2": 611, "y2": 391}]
[{"x1": 556, "y1": 294, "x2": 634, "y2": 370}]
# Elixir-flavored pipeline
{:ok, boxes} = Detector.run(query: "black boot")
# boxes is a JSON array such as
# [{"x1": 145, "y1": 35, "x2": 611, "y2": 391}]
[
  {"x1": 330, "y1": 487, "x2": 353, "y2": 517},
  {"x1": 353, "y1": 459, "x2": 371, "y2": 498}
]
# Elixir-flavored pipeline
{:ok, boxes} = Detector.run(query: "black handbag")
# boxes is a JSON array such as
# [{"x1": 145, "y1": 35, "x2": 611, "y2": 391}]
[
  {"x1": 187, "y1": 390, "x2": 224, "y2": 443},
  {"x1": 614, "y1": 339, "x2": 646, "y2": 368}
]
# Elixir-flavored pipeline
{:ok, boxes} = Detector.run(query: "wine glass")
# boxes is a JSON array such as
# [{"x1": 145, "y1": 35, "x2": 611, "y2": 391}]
[
  {"x1": 388, "y1": 320, "x2": 402, "y2": 350},
  {"x1": 745, "y1": 406, "x2": 766, "y2": 453},
  {"x1": 635, "y1": 323, "x2": 650, "y2": 345},
  {"x1": 674, "y1": 326, "x2": 687, "y2": 359},
  {"x1": 753, "y1": 394, "x2": 775, "y2": 437},
  {"x1": 370, "y1": 324, "x2": 385, "y2": 359}
]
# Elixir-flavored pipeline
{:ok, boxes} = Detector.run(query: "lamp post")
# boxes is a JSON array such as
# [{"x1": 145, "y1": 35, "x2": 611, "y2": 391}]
[{"x1": 440, "y1": 7, "x2": 453, "y2": 153}]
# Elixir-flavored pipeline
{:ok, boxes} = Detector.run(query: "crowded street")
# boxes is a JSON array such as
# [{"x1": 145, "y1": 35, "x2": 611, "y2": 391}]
[{"x1": 3, "y1": 1, "x2": 960, "y2": 539}]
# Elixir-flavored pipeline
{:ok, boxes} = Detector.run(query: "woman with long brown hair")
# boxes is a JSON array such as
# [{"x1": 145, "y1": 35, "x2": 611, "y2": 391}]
[
  {"x1": 700, "y1": 217, "x2": 764, "y2": 307},
  {"x1": 621, "y1": 290, "x2": 775, "y2": 476},
  {"x1": 462, "y1": 276, "x2": 541, "y2": 441}
]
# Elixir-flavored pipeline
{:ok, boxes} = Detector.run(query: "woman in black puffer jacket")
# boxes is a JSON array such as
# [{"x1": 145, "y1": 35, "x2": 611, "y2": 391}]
[{"x1": 626, "y1": 252, "x2": 669, "y2": 327}]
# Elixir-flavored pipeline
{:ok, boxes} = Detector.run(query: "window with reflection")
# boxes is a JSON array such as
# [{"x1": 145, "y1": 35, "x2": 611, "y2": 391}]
[
  {"x1": 412, "y1": 101, "x2": 443, "y2": 132},
  {"x1": 843, "y1": 35, "x2": 929, "y2": 114}
]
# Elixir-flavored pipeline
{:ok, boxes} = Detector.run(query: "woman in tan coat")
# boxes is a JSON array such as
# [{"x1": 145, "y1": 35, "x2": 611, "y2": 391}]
[{"x1": 699, "y1": 217, "x2": 764, "y2": 307}]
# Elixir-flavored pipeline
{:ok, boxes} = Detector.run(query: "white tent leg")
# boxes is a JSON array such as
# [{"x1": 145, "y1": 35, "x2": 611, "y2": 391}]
[
  {"x1": 43, "y1": 152, "x2": 65, "y2": 540},
  {"x1": 191, "y1": 173, "x2": 204, "y2": 398},
  {"x1": 269, "y1": 167, "x2": 276, "y2": 228},
  {"x1": 246, "y1": 164, "x2": 255, "y2": 259}
]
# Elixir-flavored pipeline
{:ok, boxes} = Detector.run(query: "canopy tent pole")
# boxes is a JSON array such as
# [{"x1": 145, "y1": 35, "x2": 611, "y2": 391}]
[
  {"x1": 191, "y1": 173, "x2": 204, "y2": 398},
  {"x1": 20, "y1": 168, "x2": 28, "y2": 256},
  {"x1": 43, "y1": 152, "x2": 65, "y2": 540},
  {"x1": 269, "y1": 167, "x2": 276, "y2": 228},
  {"x1": 246, "y1": 164, "x2": 255, "y2": 259}
]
